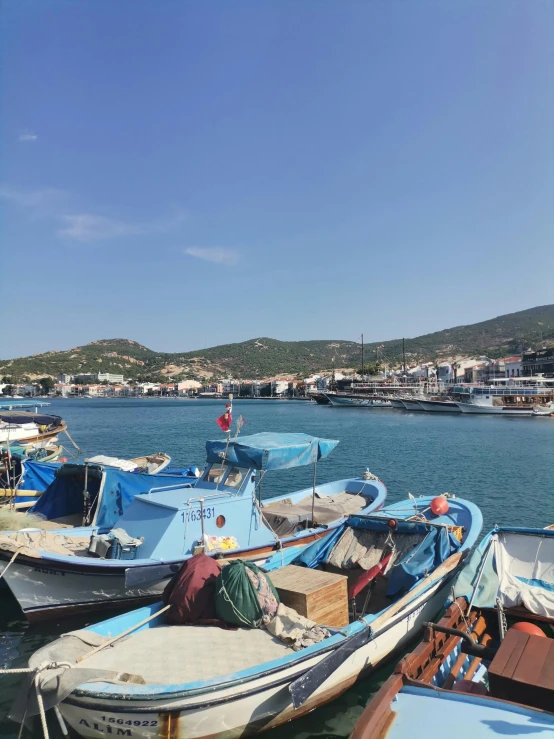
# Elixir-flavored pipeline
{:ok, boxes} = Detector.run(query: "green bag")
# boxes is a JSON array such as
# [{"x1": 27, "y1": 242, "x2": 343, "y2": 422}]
[{"x1": 215, "y1": 559, "x2": 280, "y2": 628}]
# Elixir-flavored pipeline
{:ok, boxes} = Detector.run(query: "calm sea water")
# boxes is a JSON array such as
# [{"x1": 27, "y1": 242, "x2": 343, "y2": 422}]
[{"x1": 1, "y1": 398, "x2": 553, "y2": 737}]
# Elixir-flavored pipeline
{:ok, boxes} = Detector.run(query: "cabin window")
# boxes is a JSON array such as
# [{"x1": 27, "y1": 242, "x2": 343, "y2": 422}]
[
  {"x1": 225, "y1": 466, "x2": 248, "y2": 489},
  {"x1": 204, "y1": 465, "x2": 227, "y2": 484}
]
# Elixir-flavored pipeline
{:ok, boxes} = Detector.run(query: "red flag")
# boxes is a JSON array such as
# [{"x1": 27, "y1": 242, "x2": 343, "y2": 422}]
[{"x1": 216, "y1": 404, "x2": 232, "y2": 433}]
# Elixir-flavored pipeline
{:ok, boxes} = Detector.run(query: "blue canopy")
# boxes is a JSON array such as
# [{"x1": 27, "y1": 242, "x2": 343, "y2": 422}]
[{"x1": 205, "y1": 432, "x2": 339, "y2": 471}]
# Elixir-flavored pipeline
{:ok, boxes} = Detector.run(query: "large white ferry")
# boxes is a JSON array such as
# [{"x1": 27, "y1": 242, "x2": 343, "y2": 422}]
[{"x1": 456, "y1": 380, "x2": 554, "y2": 416}]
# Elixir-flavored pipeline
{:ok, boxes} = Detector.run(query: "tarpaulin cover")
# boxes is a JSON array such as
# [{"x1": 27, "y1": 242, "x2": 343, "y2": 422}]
[
  {"x1": 455, "y1": 527, "x2": 554, "y2": 618},
  {"x1": 0, "y1": 412, "x2": 62, "y2": 427},
  {"x1": 31, "y1": 467, "x2": 101, "y2": 521},
  {"x1": 206, "y1": 432, "x2": 339, "y2": 471},
  {"x1": 19, "y1": 460, "x2": 61, "y2": 491},
  {"x1": 31, "y1": 465, "x2": 198, "y2": 528},
  {"x1": 292, "y1": 516, "x2": 460, "y2": 576},
  {"x1": 386, "y1": 526, "x2": 460, "y2": 598}
]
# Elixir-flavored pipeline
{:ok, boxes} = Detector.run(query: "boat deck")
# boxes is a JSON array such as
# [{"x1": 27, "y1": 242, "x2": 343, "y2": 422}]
[
  {"x1": 83, "y1": 625, "x2": 294, "y2": 684},
  {"x1": 384, "y1": 686, "x2": 554, "y2": 738},
  {"x1": 263, "y1": 490, "x2": 370, "y2": 530}
]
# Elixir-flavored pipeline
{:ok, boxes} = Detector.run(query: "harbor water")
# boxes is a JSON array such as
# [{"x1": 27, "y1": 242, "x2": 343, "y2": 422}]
[{"x1": 1, "y1": 398, "x2": 553, "y2": 737}]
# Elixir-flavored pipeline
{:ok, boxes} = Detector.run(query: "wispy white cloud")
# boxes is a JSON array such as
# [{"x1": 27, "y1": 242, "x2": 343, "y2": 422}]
[
  {"x1": 0, "y1": 185, "x2": 67, "y2": 217},
  {"x1": 184, "y1": 247, "x2": 239, "y2": 266},
  {"x1": 58, "y1": 210, "x2": 186, "y2": 242},
  {"x1": 1, "y1": 184, "x2": 186, "y2": 243},
  {"x1": 18, "y1": 131, "x2": 38, "y2": 142}
]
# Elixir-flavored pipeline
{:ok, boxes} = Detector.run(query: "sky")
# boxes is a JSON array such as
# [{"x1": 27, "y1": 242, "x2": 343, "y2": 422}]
[{"x1": 1, "y1": 0, "x2": 553, "y2": 358}]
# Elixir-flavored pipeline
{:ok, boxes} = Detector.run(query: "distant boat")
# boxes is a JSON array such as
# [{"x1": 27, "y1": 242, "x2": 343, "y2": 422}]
[
  {"x1": 16, "y1": 495, "x2": 482, "y2": 738},
  {"x1": 87, "y1": 452, "x2": 171, "y2": 474},
  {"x1": 310, "y1": 392, "x2": 331, "y2": 405},
  {"x1": 0, "y1": 409, "x2": 66, "y2": 444},
  {"x1": 399, "y1": 398, "x2": 425, "y2": 411},
  {"x1": 417, "y1": 397, "x2": 462, "y2": 413},
  {"x1": 456, "y1": 385, "x2": 553, "y2": 416},
  {"x1": 324, "y1": 394, "x2": 391, "y2": 408},
  {"x1": 0, "y1": 432, "x2": 387, "y2": 621}
]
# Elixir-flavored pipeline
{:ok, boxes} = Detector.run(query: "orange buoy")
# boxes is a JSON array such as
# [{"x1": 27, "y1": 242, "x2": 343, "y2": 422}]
[
  {"x1": 430, "y1": 496, "x2": 449, "y2": 516},
  {"x1": 58, "y1": 457, "x2": 68, "y2": 463},
  {"x1": 509, "y1": 622, "x2": 546, "y2": 637}
]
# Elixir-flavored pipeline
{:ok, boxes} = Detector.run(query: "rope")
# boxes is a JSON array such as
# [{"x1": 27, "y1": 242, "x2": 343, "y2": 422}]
[
  {"x1": 62, "y1": 429, "x2": 82, "y2": 455},
  {"x1": 0, "y1": 548, "x2": 22, "y2": 579},
  {"x1": 0, "y1": 661, "x2": 73, "y2": 739},
  {"x1": 451, "y1": 595, "x2": 472, "y2": 634}
]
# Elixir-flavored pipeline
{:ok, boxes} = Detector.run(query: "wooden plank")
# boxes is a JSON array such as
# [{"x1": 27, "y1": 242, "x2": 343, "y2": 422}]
[
  {"x1": 489, "y1": 629, "x2": 528, "y2": 679},
  {"x1": 512, "y1": 634, "x2": 549, "y2": 686}
]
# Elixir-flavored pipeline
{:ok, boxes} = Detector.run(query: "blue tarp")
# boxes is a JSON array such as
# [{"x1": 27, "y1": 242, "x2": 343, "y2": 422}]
[
  {"x1": 205, "y1": 432, "x2": 339, "y2": 471},
  {"x1": 30, "y1": 464, "x2": 198, "y2": 528},
  {"x1": 386, "y1": 527, "x2": 460, "y2": 598},
  {"x1": 290, "y1": 516, "x2": 461, "y2": 596},
  {"x1": 19, "y1": 460, "x2": 61, "y2": 491}
]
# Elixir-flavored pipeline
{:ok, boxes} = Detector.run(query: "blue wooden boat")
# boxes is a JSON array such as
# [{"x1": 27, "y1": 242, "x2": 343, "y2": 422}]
[
  {"x1": 11, "y1": 495, "x2": 481, "y2": 737},
  {"x1": 0, "y1": 432, "x2": 387, "y2": 621},
  {"x1": 352, "y1": 525, "x2": 554, "y2": 739}
]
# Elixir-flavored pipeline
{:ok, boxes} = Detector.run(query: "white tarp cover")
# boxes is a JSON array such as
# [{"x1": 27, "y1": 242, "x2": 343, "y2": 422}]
[
  {"x1": 495, "y1": 532, "x2": 554, "y2": 618},
  {"x1": 88, "y1": 455, "x2": 138, "y2": 472}
]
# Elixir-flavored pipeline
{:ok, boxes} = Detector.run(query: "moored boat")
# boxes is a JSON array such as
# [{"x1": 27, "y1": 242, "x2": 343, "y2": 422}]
[
  {"x1": 418, "y1": 397, "x2": 462, "y2": 413},
  {"x1": 324, "y1": 394, "x2": 391, "y2": 408},
  {"x1": 399, "y1": 398, "x2": 425, "y2": 411},
  {"x1": 351, "y1": 525, "x2": 554, "y2": 739},
  {"x1": 0, "y1": 432, "x2": 387, "y2": 621},
  {"x1": 456, "y1": 385, "x2": 554, "y2": 416},
  {"x1": 389, "y1": 398, "x2": 406, "y2": 409},
  {"x1": 0, "y1": 408, "x2": 66, "y2": 444},
  {"x1": 87, "y1": 452, "x2": 172, "y2": 474},
  {"x1": 10, "y1": 494, "x2": 482, "y2": 737}
]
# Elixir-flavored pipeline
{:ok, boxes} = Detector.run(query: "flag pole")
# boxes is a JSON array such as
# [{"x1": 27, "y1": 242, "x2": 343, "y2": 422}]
[{"x1": 216, "y1": 395, "x2": 233, "y2": 492}]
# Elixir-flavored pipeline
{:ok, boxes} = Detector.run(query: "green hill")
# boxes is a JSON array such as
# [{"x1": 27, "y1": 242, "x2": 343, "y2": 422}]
[{"x1": 2, "y1": 305, "x2": 553, "y2": 382}]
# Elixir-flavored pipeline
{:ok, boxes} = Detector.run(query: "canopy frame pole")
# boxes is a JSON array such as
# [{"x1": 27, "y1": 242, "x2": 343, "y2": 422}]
[
  {"x1": 82, "y1": 461, "x2": 90, "y2": 526},
  {"x1": 310, "y1": 460, "x2": 317, "y2": 527}
]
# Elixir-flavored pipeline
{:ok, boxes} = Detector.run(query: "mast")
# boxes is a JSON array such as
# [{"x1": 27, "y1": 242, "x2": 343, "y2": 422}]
[
  {"x1": 361, "y1": 333, "x2": 364, "y2": 381},
  {"x1": 402, "y1": 338, "x2": 406, "y2": 377}
]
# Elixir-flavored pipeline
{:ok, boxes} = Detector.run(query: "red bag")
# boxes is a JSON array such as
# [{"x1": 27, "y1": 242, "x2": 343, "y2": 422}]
[{"x1": 162, "y1": 553, "x2": 223, "y2": 625}]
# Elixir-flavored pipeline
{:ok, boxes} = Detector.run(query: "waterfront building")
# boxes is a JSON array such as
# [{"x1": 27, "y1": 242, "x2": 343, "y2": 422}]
[{"x1": 522, "y1": 348, "x2": 554, "y2": 378}]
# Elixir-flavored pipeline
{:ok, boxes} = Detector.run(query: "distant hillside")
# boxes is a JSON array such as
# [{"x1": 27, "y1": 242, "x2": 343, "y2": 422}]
[{"x1": 2, "y1": 305, "x2": 553, "y2": 382}]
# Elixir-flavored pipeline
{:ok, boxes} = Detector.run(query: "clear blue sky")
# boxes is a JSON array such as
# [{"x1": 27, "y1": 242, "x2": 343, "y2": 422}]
[{"x1": 1, "y1": 0, "x2": 553, "y2": 358}]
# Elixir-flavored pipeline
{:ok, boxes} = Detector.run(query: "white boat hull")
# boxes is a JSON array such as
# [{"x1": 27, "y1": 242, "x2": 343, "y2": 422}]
[
  {"x1": 58, "y1": 574, "x2": 454, "y2": 739},
  {"x1": 400, "y1": 400, "x2": 424, "y2": 411},
  {"x1": 389, "y1": 399, "x2": 406, "y2": 409},
  {"x1": 327, "y1": 395, "x2": 391, "y2": 408},
  {"x1": 418, "y1": 400, "x2": 462, "y2": 413},
  {"x1": 456, "y1": 402, "x2": 534, "y2": 416}
]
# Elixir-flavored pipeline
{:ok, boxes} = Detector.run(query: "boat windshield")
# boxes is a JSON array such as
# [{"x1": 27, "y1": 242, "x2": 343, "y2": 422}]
[{"x1": 202, "y1": 464, "x2": 249, "y2": 489}]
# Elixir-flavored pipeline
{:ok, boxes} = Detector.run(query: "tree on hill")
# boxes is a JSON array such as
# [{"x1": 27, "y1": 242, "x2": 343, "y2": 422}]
[{"x1": 38, "y1": 377, "x2": 55, "y2": 394}]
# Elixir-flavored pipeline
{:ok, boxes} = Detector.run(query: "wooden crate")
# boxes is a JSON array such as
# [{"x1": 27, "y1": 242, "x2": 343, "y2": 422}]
[{"x1": 269, "y1": 565, "x2": 349, "y2": 627}]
